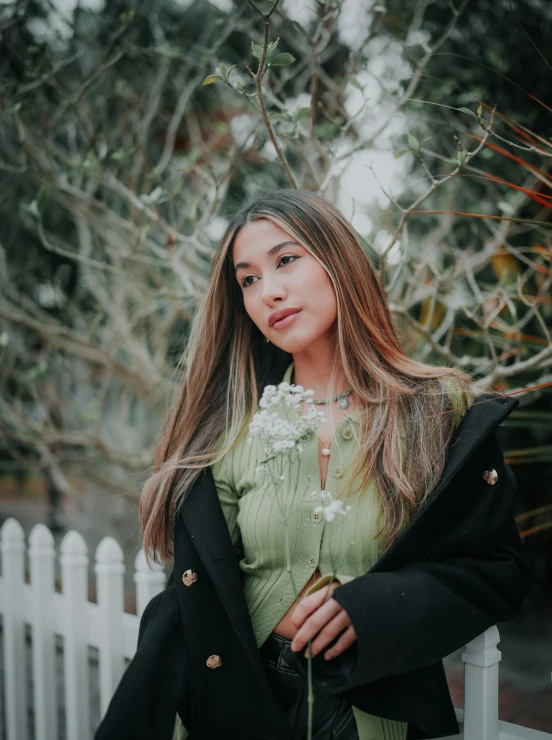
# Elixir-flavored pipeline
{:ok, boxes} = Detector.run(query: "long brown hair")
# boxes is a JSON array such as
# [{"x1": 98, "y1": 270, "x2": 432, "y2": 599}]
[{"x1": 139, "y1": 189, "x2": 474, "y2": 565}]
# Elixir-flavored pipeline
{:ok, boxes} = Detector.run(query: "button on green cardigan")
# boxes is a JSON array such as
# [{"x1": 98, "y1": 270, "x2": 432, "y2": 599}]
[{"x1": 177, "y1": 362, "x2": 471, "y2": 740}]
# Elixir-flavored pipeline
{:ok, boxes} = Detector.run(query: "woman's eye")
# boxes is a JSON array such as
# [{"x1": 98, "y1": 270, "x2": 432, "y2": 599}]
[{"x1": 241, "y1": 255, "x2": 299, "y2": 288}]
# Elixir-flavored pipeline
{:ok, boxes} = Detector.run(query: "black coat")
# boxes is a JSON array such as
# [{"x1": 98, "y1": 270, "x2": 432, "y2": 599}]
[{"x1": 93, "y1": 392, "x2": 534, "y2": 740}]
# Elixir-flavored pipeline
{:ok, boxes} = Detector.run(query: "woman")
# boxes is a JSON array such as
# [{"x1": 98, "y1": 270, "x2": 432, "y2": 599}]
[{"x1": 94, "y1": 189, "x2": 533, "y2": 740}]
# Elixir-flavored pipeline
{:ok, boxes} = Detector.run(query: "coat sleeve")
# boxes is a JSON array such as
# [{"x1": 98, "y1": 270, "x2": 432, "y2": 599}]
[
  {"x1": 93, "y1": 569, "x2": 192, "y2": 740},
  {"x1": 287, "y1": 430, "x2": 534, "y2": 694}
]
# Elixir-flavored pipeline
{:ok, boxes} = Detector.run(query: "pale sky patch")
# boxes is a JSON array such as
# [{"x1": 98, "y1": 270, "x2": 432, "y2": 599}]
[{"x1": 205, "y1": 216, "x2": 229, "y2": 243}]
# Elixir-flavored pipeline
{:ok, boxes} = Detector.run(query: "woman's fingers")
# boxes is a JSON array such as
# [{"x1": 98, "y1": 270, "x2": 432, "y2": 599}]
[
  {"x1": 291, "y1": 582, "x2": 340, "y2": 630},
  {"x1": 308, "y1": 609, "x2": 351, "y2": 658},
  {"x1": 290, "y1": 591, "x2": 323, "y2": 630},
  {"x1": 290, "y1": 598, "x2": 348, "y2": 655},
  {"x1": 322, "y1": 624, "x2": 357, "y2": 660},
  {"x1": 290, "y1": 597, "x2": 340, "y2": 651},
  {"x1": 289, "y1": 580, "x2": 357, "y2": 660}
]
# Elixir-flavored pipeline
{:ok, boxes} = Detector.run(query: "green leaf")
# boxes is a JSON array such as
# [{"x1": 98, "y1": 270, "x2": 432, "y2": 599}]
[
  {"x1": 456, "y1": 149, "x2": 467, "y2": 167},
  {"x1": 36, "y1": 184, "x2": 49, "y2": 210},
  {"x1": 27, "y1": 200, "x2": 40, "y2": 218},
  {"x1": 202, "y1": 74, "x2": 220, "y2": 86},
  {"x1": 110, "y1": 147, "x2": 135, "y2": 162},
  {"x1": 140, "y1": 186, "x2": 168, "y2": 206},
  {"x1": 251, "y1": 41, "x2": 264, "y2": 61},
  {"x1": 293, "y1": 107, "x2": 310, "y2": 121},
  {"x1": 314, "y1": 121, "x2": 338, "y2": 140},
  {"x1": 21, "y1": 360, "x2": 47, "y2": 384},
  {"x1": 119, "y1": 9, "x2": 136, "y2": 22},
  {"x1": 407, "y1": 132, "x2": 420, "y2": 154},
  {"x1": 347, "y1": 75, "x2": 364, "y2": 91},
  {"x1": 269, "y1": 53, "x2": 296, "y2": 67},
  {"x1": 266, "y1": 37, "x2": 280, "y2": 63},
  {"x1": 394, "y1": 149, "x2": 409, "y2": 158},
  {"x1": 218, "y1": 61, "x2": 227, "y2": 78},
  {"x1": 305, "y1": 574, "x2": 334, "y2": 597},
  {"x1": 82, "y1": 151, "x2": 98, "y2": 169},
  {"x1": 458, "y1": 107, "x2": 476, "y2": 118},
  {"x1": 269, "y1": 113, "x2": 292, "y2": 123},
  {"x1": 279, "y1": 125, "x2": 297, "y2": 138},
  {"x1": 484, "y1": 48, "x2": 508, "y2": 74}
]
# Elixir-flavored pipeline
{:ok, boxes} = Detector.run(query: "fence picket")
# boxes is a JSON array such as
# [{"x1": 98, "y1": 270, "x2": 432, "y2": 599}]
[
  {"x1": 133, "y1": 549, "x2": 165, "y2": 619},
  {"x1": 60, "y1": 530, "x2": 90, "y2": 740},
  {"x1": 29, "y1": 524, "x2": 58, "y2": 740},
  {"x1": 462, "y1": 626, "x2": 502, "y2": 740},
  {"x1": 94, "y1": 536, "x2": 125, "y2": 718},
  {"x1": 1, "y1": 517, "x2": 28, "y2": 740}
]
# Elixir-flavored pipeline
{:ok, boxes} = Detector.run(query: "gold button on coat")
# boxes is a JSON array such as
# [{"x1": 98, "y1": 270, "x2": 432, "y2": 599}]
[
  {"x1": 342, "y1": 428, "x2": 353, "y2": 440},
  {"x1": 182, "y1": 569, "x2": 198, "y2": 586},
  {"x1": 482, "y1": 469, "x2": 498, "y2": 485},
  {"x1": 333, "y1": 465, "x2": 344, "y2": 478},
  {"x1": 206, "y1": 655, "x2": 222, "y2": 669}
]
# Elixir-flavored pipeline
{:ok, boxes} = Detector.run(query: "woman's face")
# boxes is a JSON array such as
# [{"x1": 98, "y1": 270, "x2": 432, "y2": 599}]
[{"x1": 232, "y1": 219, "x2": 338, "y2": 354}]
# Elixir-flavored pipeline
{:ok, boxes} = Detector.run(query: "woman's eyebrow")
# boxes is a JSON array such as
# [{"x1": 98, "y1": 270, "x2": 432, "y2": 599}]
[{"x1": 234, "y1": 241, "x2": 301, "y2": 273}]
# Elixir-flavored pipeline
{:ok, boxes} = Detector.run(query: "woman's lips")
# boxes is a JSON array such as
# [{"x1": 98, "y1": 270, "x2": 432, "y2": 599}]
[{"x1": 272, "y1": 310, "x2": 302, "y2": 329}]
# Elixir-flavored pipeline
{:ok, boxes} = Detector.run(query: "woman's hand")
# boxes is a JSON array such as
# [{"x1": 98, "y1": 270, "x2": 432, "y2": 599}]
[{"x1": 289, "y1": 581, "x2": 357, "y2": 660}]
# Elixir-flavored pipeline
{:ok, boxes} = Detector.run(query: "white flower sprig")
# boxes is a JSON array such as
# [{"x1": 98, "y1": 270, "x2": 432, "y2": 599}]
[
  {"x1": 311, "y1": 490, "x2": 352, "y2": 521},
  {"x1": 247, "y1": 380, "x2": 325, "y2": 458}
]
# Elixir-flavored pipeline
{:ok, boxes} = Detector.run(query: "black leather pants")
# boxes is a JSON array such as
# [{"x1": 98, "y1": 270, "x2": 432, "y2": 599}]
[{"x1": 259, "y1": 632, "x2": 360, "y2": 740}]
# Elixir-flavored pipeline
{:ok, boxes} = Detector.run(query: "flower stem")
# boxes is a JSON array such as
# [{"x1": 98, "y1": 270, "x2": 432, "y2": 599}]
[
  {"x1": 283, "y1": 522, "x2": 300, "y2": 601},
  {"x1": 307, "y1": 640, "x2": 314, "y2": 740}
]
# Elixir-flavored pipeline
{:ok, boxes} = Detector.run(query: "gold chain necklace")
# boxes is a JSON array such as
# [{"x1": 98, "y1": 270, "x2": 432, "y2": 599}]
[
  {"x1": 315, "y1": 396, "x2": 354, "y2": 457},
  {"x1": 292, "y1": 370, "x2": 353, "y2": 457}
]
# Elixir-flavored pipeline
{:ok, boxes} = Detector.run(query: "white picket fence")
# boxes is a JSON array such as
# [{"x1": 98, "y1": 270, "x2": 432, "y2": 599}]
[
  {"x1": 0, "y1": 516, "x2": 549, "y2": 740},
  {"x1": 0, "y1": 517, "x2": 169, "y2": 740}
]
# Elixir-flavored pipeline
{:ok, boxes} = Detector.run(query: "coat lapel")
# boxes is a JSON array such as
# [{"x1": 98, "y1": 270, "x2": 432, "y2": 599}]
[
  {"x1": 177, "y1": 391, "x2": 518, "y2": 662},
  {"x1": 178, "y1": 468, "x2": 261, "y2": 664}
]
